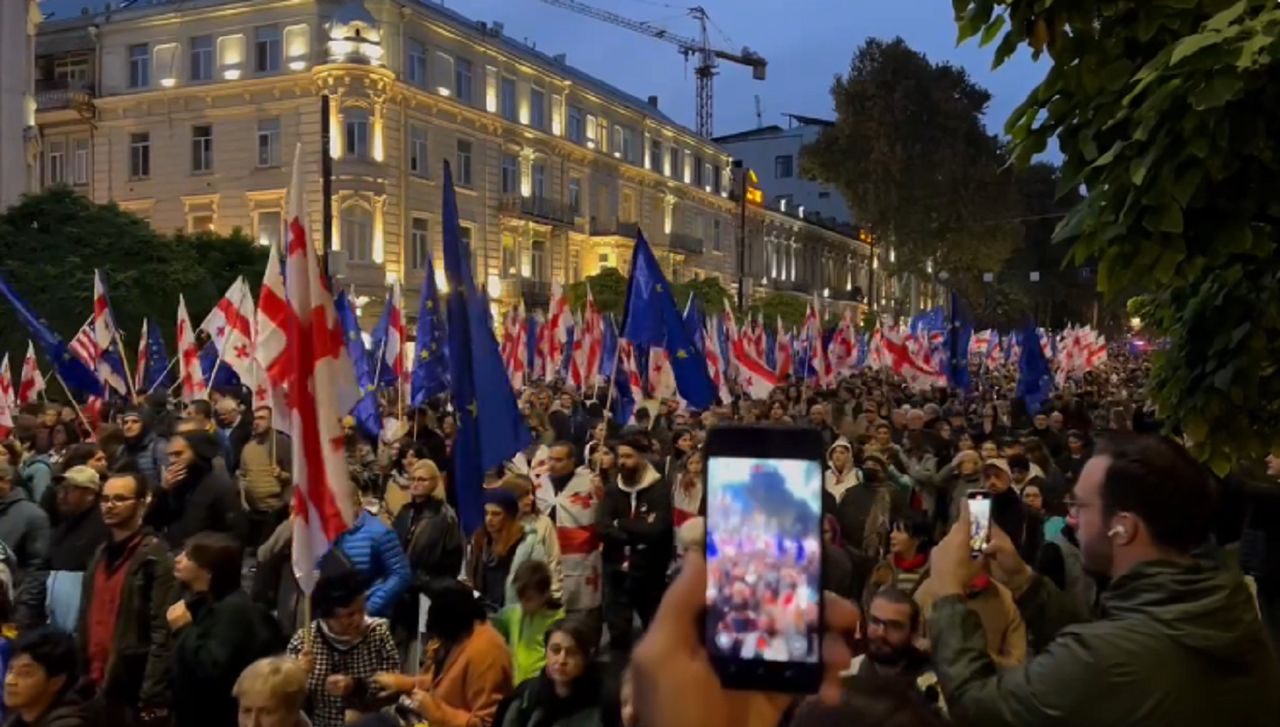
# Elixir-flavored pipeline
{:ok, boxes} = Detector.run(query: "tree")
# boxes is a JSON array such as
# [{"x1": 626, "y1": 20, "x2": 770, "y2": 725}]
[
  {"x1": 751, "y1": 293, "x2": 809, "y2": 331},
  {"x1": 566, "y1": 266, "x2": 627, "y2": 317},
  {"x1": 672, "y1": 276, "x2": 733, "y2": 318},
  {"x1": 0, "y1": 187, "x2": 268, "y2": 371},
  {"x1": 953, "y1": 0, "x2": 1280, "y2": 471},
  {"x1": 801, "y1": 37, "x2": 1022, "y2": 300}
]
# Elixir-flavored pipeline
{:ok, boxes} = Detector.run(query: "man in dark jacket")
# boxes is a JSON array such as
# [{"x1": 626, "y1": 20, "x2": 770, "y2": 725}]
[
  {"x1": 213, "y1": 398, "x2": 252, "y2": 476},
  {"x1": 0, "y1": 461, "x2": 50, "y2": 628},
  {"x1": 928, "y1": 434, "x2": 1280, "y2": 725},
  {"x1": 145, "y1": 431, "x2": 247, "y2": 551},
  {"x1": 44, "y1": 466, "x2": 109, "y2": 634},
  {"x1": 118, "y1": 407, "x2": 168, "y2": 491},
  {"x1": 77, "y1": 472, "x2": 177, "y2": 726},
  {"x1": 390, "y1": 460, "x2": 463, "y2": 650},
  {"x1": 599, "y1": 435, "x2": 672, "y2": 655},
  {"x1": 825, "y1": 452, "x2": 907, "y2": 560},
  {"x1": 1, "y1": 628, "x2": 89, "y2": 727}
]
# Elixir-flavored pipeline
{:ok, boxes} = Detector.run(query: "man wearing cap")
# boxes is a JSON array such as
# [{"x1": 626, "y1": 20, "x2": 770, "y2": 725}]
[
  {"x1": 980, "y1": 458, "x2": 1043, "y2": 565},
  {"x1": 45, "y1": 466, "x2": 110, "y2": 633},
  {"x1": 0, "y1": 460, "x2": 50, "y2": 627}
]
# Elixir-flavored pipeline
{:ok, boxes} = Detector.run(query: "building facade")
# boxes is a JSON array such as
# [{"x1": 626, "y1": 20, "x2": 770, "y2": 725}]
[
  {"x1": 1, "y1": 0, "x2": 41, "y2": 210},
  {"x1": 715, "y1": 114, "x2": 849, "y2": 224}
]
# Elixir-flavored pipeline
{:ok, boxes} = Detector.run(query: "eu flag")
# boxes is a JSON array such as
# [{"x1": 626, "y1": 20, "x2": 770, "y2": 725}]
[
  {"x1": 141, "y1": 317, "x2": 173, "y2": 393},
  {"x1": 369, "y1": 292, "x2": 400, "y2": 389},
  {"x1": 335, "y1": 291, "x2": 383, "y2": 442},
  {"x1": 411, "y1": 255, "x2": 450, "y2": 407},
  {"x1": 0, "y1": 272, "x2": 102, "y2": 396},
  {"x1": 200, "y1": 341, "x2": 241, "y2": 392},
  {"x1": 946, "y1": 291, "x2": 973, "y2": 391},
  {"x1": 441, "y1": 161, "x2": 532, "y2": 533},
  {"x1": 1016, "y1": 323, "x2": 1053, "y2": 415},
  {"x1": 682, "y1": 295, "x2": 706, "y2": 355},
  {"x1": 620, "y1": 232, "x2": 714, "y2": 410},
  {"x1": 600, "y1": 314, "x2": 618, "y2": 380}
]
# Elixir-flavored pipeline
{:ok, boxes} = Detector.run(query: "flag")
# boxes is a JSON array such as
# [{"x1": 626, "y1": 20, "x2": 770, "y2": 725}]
[
  {"x1": 175, "y1": 295, "x2": 207, "y2": 402},
  {"x1": 775, "y1": 316, "x2": 793, "y2": 381},
  {"x1": 0, "y1": 355, "x2": 14, "y2": 439},
  {"x1": 600, "y1": 313, "x2": 619, "y2": 381},
  {"x1": 200, "y1": 341, "x2": 242, "y2": 392},
  {"x1": 0, "y1": 273, "x2": 102, "y2": 397},
  {"x1": 501, "y1": 301, "x2": 528, "y2": 390},
  {"x1": 201, "y1": 276, "x2": 258, "y2": 385},
  {"x1": 134, "y1": 318, "x2": 149, "y2": 393},
  {"x1": 17, "y1": 342, "x2": 44, "y2": 406},
  {"x1": 612, "y1": 340, "x2": 643, "y2": 425},
  {"x1": 682, "y1": 295, "x2": 706, "y2": 355},
  {"x1": 335, "y1": 291, "x2": 383, "y2": 443},
  {"x1": 648, "y1": 346, "x2": 676, "y2": 399},
  {"x1": 138, "y1": 317, "x2": 173, "y2": 394},
  {"x1": 441, "y1": 160, "x2": 532, "y2": 534},
  {"x1": 411, "y1": 254, "x2": 450, "y2": 407},
  {"x1": 370, "y1": 282, "x2": 406, "y2": 390},
  {"x1": 620, "y1": 231, "x2": 714, "y2": 410},
  {"x1": 570, "y1": 288, "x2": 603, "y2": 391},
  {"x1": 880, "y1": 327, "x2": 947, "y2": 390},
  {"x1": 704, "y1": 319, "x2": 730, "y2": 404},
  {"x1": 92, "y1": 270, "x2": 130, "y2": 395},
  {"x1": 1016, "y1": 323, "x2": 1054, "y2": 416},
  {"x1": 546, "y1": 283, "x2": 571, "y2": 381},
  {"x1": 945, "y1": 291, "x2": 973, "y2": 391},
  {"x1": 255, "y1": 218, "x2": 290, "y2": 427},
  {"x1": 279, "y1": 145, "x2": 360, "y2": 596},
  {"x1": 802, "y1": 296, "x2": 834, "y2": 389},
  {"x1": 732, "y1": 335, "x2": 778, "y2": 400}
]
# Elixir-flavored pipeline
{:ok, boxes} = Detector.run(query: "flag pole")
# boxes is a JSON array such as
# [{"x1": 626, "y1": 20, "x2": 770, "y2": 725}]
[
  {"x1": 146, "y1": 357, "x2": 179, "y2": 395},
  {"x1": 114, "y1": 330, "x2": 138, "y2": 400},
  {"x1": 53, "y1": 374, "x2": 94, "y2": 435}
]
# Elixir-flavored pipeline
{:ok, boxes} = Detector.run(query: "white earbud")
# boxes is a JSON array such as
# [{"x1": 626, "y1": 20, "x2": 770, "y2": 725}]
[{"x1": 1107, "y1": 525, "x2": 1127, "y2": 537}]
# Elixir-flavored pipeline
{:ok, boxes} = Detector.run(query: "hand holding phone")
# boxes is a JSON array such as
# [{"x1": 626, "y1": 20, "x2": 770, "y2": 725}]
[{"x1": 966, "y1": 490, "x2": 992, "y2": 558}]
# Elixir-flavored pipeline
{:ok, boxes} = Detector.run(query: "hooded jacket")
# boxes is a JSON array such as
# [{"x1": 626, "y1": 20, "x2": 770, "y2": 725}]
[
  {"x1": 930, "y1": 558, "x2": 1280, "y2": 726},
  {"x1": 143, "y1": 431, "x2": 247, "y2": 550},
  {"x1": 824, "y1": 438, "x2": 862, "y2": 504},
  {"x1": 599, "y1": 462, "x2": 672, "y2": 582}
]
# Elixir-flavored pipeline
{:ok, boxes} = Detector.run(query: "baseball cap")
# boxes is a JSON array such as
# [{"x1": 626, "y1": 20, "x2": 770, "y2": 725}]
[
  {"x1": 982, "y1": 458, "x2": 1013, "y2": 478},
  {"x1": 56, "y1": 465, "x2": 102, "y2": 492}
]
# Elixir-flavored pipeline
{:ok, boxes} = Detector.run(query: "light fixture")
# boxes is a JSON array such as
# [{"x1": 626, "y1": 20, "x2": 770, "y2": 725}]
[
  {"x1": 823, "y1": 287, "x2": 830, "y2": 297},
  {"x1": 159, "y1": 78, "x2": 176, "y2": 88},
  {"x1": 1130, "y1": 316, "x2": 1142, "y2": 329},
  {"x1": 435, "y1": 268, "x2": 449, "y2": 294},
  {"x1": 223, "y1": 69, "x2": 241, "y2": 80},
  {"x1": 436, "y1": 86, "x2": 452, "y2": 97},
  {"x1": 289, "y1": 60, "x2": 307, "y2": 71},
  {"x1": 486, "y1": 275, "x2": 502, "y2": 299}
]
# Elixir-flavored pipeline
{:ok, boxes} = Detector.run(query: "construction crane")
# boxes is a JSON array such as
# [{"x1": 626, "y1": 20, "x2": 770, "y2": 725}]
[{"x1": 537, "y1": 0, "x2": 766, "y2": 138}]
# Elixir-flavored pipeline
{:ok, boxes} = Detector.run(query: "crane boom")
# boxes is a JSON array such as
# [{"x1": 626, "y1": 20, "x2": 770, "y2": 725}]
[{"x1": 536, "y1": 0, "x2": 766, "y2": 138}]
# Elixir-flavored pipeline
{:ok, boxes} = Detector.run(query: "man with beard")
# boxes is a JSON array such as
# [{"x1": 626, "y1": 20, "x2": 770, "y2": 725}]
[
  {"x1": 145, "y1": 431, "x2": 247, "y2": 551},
  {"x1": 543, "y1": 442, "x2": 603, "y2": 643},
  {"x1": 599, "y1": 434, "x2": 671, "y2": 656},
  {"x1": 927, "y1": 434, "x2": 1280, "y2": 725},
  {"x1": 844, "y1": 588, "x2": 945, "y2": 716}
]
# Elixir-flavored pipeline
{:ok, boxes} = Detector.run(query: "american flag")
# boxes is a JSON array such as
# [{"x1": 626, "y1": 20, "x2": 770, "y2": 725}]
[
  {"x1": 92, "y1": 270, "x2": 129, "y2": 395},
  {"x1": 175, "y1": 295, "x2": 207, "y2": 402},
  {"x1": 275, "y1": 145, "x2": 359, "y2": 597},
  {"x1": 17, "y1": 341, "x2": 44, "y2": 406},
  {"x1": 134, "y1": 318, "x2": 149, "y2": 393}
]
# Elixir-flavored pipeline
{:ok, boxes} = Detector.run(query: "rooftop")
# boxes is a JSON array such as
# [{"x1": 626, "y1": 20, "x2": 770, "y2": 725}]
[{"x1": 37, "y1": 0, "x2": 718, "y2": 148}]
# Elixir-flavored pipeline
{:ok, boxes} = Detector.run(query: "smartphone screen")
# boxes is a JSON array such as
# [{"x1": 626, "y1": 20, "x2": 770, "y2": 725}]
[
  {"x1": 704, "y1": 426, "x2": 824, "y2": 692},
  {"x1": 967, "y1": 490, "x2": 992, "y2": 556}
]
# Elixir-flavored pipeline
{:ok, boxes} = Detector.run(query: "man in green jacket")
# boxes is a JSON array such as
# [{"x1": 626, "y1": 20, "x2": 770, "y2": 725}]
[{"x1": 927, "y1": 434, "x2": 1280, "y2": 726}]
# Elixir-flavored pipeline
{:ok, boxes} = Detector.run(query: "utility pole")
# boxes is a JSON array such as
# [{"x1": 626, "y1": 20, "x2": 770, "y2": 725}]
[
  {"x1": 734, "y1": 160, "x2": 748, "y2": 311},
  {"x1": 320, "y1": 94, "x2": 334, "y2": 278}
]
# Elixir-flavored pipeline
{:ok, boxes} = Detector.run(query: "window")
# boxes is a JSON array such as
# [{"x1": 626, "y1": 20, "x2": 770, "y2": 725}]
[
  {"x1": 73, "y1": 139, "x2": 89, "y2": 185},
  {"x1": 54, "y1": 56, "x2": 90, "y2": 86},
  {"x1": 776, "y1": 194, "x2": 793, "y2": 211},
  {"x1": 567, "y1": 106, "x2": 583, "y2": 143},
  {"x1": 254, "y1": 25, "x2": 282, "y2": 73},
  {"x1": 129, "y1": 132, "x2": 150, "y2": 179},
  {"x1": 405, "y1": 39, "x2": 427, "y2": 87},
  {"x1": 650, "y1": 139, "x2": 662, "y2": 171},
  {"x1": 530, "y1": 240, "x2": 547, "y2": 281},
  {"x1": 712, "y1": 219, "x2": 722, "y2": 252},
  {"x1": 344, "y1": 109, "x2": 370, "y2": 159},
  {"x1": 694, "y1": 156, "x2": 704, "y2": 186},
  {"x1": 454, "y1": 57, "x2": 473, "y2": 103},
  {"x1": 500, "y1": 154, "x2": 518, "y2": 195},
  {"x1": 455, "y1": 139, "x2": 473, "y2": 186},
  {"x1": 191, "y1": 124, "x2": 213, "y2": 173},
  {"x1": 595, "y1": 117, "x2": 608, "y2": 153},
  {"x1": 257, "y1": 118, "x2": 281, "y2": 167},
  {"x1": 569, "y1": 249, "x2": 580, "y2": 282},
  {"x1": 409, "y1": 124, "x2": 428, "y2": 176},
  {"x1": 620, "y1": 189, "x2": 636, "y2": 222},
  {"x1": 410, "y1": 217, "x2": 430, "y2": 270},
  {"x1": 190, "y1": 35, "x2": 213, "y2": 81},
  {"x1": 461, "y1": 225, "x2": 480, "y2": 279},
  {"x1": 621, "y1": 127, "x2": 636, "y2": 163},
  {"x1": 775, "y1": 154, "x2": 794, "y2": 179},
  {"x1": 713, "y1": 164, "x2": 722, "y2": 194},
  {"x1": 342, "y1": 205, "x2": 373, "y2": 262},
  {"x1": 255, "y1": 210, "x2": 283, "y2": 248},
  {"x1": 568, "y1": 177, "x2": 581, "y2": 216},
  {"x1": 670, "y1": 148, "x2": 682, "y2": 179},
  {"x1": 532, "y1": 163, "x2": 546, "y2": 200},
  {"x1": 188, "y1": 214, "x2": 215, "y2": 233},
  {"x1": 47, "y1": 141, "x2": 65, "y2": 186},
  {"x1": 501, "y1": 233, "x2": 517, "y2": 275},
  {"x1": 530, "y1": 87, "x2": 545, "y2": 130},
  {"x1": 500, "y1": 77, "x2": 517, "y2": 121},
  {"x1": 129, "y1": 44, "x2": 150, "y2": 88},
  {"x1": 702, "y1": 162, "x2": 713, "y2": 189}
]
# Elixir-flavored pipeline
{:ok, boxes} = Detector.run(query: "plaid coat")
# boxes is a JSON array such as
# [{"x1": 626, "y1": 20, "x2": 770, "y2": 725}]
[{"x1": 286, "y1": 617, "x2": 400, "y2": 727}]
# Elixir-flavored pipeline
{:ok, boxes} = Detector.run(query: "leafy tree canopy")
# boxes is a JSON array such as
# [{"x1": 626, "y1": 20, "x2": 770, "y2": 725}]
[
  {"x1": 801, "y1": 37, "x2": 1022, "y2": 301},
  {"x1": 0, "y1": 187, "x2": 268, "y2": 369},
  {"x1": 953, "y1": 0, "x2": 1280, "y2": 472}
]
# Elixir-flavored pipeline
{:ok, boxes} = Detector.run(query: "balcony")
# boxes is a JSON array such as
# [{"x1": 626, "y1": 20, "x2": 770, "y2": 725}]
[
  {"x1": 669, "y1": 231, "x2": 705, "y2": 255},
  {"x1": 499, "y1": 195, "x2": 575, "y2": 227},
  {"x1": 589, "y1": 216, "x2": 640, "y2": 239},
  {"x1": 499, "y1": 276, "x2": 552, "y2": 309},
  {"x1": 34, "y1": 80, "x2": 94, "y2": 115}
]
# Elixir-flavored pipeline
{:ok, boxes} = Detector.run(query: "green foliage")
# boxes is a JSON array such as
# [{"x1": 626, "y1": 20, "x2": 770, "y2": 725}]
[
  {"x1": 566, "y1": 267, "x2": 627, "y2": 318},
  {"x1": 0, "y1": 187, "x2": 268, "y2": 371},
  {"x1": 751, "y1": 293, "x2": 808, "y2": 331},
  {"x1": 672, "y1": 276, "x2": 733, "y2": 318},
  {"x1": 801, "y1": 37, "x2": 1022, "y2": 296},
  {"x1": 953, "y1": 0, "x2": 1280, "y2": 470}
]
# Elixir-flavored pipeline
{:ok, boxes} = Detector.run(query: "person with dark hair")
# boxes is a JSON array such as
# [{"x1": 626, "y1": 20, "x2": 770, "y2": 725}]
[
  {"x1": 145, "y1": 430, "x2": 247, "y2": 551},
  {"x1": 168, "y1": 531, "x2": 284, "y2": 727},
  {"x1": 494, "y1": 559, "x2": 566, "y2": 686},
  {"x1": 864, "y1": 515, "x2": 933, "y2": 603},
  {"x1": 12, "y1": 432, "x2": 54, "y2": 517},
  {"x1": 821, "y1": 514, "x2": 873, "y2": 605},
  {"x1": 118, "y1": 406, "x2": 168, "y2": 491},
  {"x1": 599, "y1": 435, "x2": 671, "y2": 656},
  {"x1": 1056, "y1": 429, "x2": 1091, "y2": 487},
  {"x1": 77, "y1": 471, "x2": 177, "y2": 727},
  {"x1": 0, "y1": 460, "x2": 49, "y2": 628},
  {"x1": 497, "y1": 618, "x2": 603, "y2": 727},
  {"x1": 792, "y1": 673, "x2": 950, "y2": 727},
  {"x1": 184, "y1": 400, "x2": 215, "y2": 435},
  {"x1": 927, "y1": 433, "x2": 1280, "y2": 725},
  {"x1": 43, "y1": 466, "x2": 109, "y2": 633},
  {"x1": 371, "y1": 581, "x2": 513, "y2": 727},
  {"x1": 385, "y1": 440, "x2": 432, "y2": 519},
  {"x1": 840, "y1": 588, "x2": 946, "y2": 718},
  {"x1": 1, "y1": 627, "x2": 87, "y2": 727},
  {"x1": 464, "y1": 487, "x2": 550, "y2": 612},
  {"x1": 45, "y1": 423, "x2": 79, "y2": 468},
  {"x1": 335, "y1": 488, "x2": 411, "y2": 621},
  {"x1": 285, "y1": 571, "x2": 399, "y2": 727},
  {"x1": 237, "y1": 406, "x2": 292, "y2": 549},
  {"x1": 541, "y1": 441, "x2": 603, "y2": 646}
]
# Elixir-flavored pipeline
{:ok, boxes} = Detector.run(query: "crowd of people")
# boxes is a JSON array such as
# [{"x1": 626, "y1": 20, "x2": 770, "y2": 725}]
[{"x1": 0, "y1": 347, "x2": 1277, "y2": 726}]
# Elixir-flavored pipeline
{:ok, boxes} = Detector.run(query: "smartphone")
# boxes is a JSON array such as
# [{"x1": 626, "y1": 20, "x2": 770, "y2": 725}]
[
  {"x1": 966, "y1": 490, "x2": 993, "y2": 557},
  {"x1": 703, "y1": 425, "x2": 824, "y2": 693}
]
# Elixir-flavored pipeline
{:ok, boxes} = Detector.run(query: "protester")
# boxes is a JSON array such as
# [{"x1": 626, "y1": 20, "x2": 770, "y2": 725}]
[
  {"x1": 497, "y1": 618, "x2": 602, "y2": 727},
  {"x1": 842, "y1": 588, "x2": 945, "y2": 716},
  {"x1": 465, "y1": 487, "x2": 551, "y2": 612},
  {"x1": 927, "y1": 434, "x2": 1280, "y2": 724},
  {"x1": 118, "y1": 408, "x2": 168, "y2": 490},
  {"x1": 214, "y1": 398, "x2": 252, "y2": 475},
  {"x1": 820, "y1": 514, "x2": 873, "y2": 605},
  {"x1": 864, "y1": 515, "x2": 932, "y2": 603},
  {"x1": 169, "y1": 531, "x2": 284, "y2": 727},
  {"x1": 385, "y1": 441, "x2": 432, "y2": 519},
  {"x1": 76, "y1": 471, "x2": 176, "y2": 727},
  {"x1": 0, "y1": 461, "x2": 49, "y2": 628},
  {"x1": 233, "y1": 656, "x2": 311, "y2": 727},
  {"x1": 822, "y1": 437, "x2": 860, "y2": 505},
  {"x1": 43, "y1": 466, "x2": 108, "y2": 634},
  {"x1": 237, "y1": 406, "x2": 292, "y2": 549},
  {"x1": 1, "y1": 628, "x2": 88, "y2": 727},
  {"x1": 334, "y1": 492, "x2": 411, "y2": 620},
  {"x1": 670, "y1": 448, "x2": 705, "y2": 540},
  {"x1": 146, "y1": 430, "x2": 247, "y2": 550},
  {"x1": 286, "y1": 571, "x2": 399, "y2": 727},
  {"x1": 540, "y1": 442, "x2": 603, "y2": 641},
  {"x1": 500, "y1": 474, "x2": 563, "y2": 604}
]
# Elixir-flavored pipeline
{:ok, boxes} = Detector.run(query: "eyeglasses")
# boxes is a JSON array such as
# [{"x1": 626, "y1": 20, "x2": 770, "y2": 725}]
[{"x1": 101, "y1": 495, "x2": 139, "y2": 506}]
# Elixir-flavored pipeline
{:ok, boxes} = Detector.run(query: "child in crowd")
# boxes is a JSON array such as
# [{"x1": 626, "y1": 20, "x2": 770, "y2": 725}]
[{"x1": 492, "y1": 560, "x2": 566, "y2": 686}]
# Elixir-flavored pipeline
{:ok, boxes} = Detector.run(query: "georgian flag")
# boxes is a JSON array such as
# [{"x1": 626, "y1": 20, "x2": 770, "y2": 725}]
[
  {"x1": 17, "y1": 341, "x2": 44, "y2": 406},
  {"x1": 175, "y1": 295, "x2": 207, "y2": 402},
  {"x1": 0, "y1": 355, "x2": 15, "y2": 439},
  {"x1": 201, "y1": 276, "x2": 258, "y2": 386},
  {"x1": 732, "y1": 335, "x2": 778, "y2": 400}
]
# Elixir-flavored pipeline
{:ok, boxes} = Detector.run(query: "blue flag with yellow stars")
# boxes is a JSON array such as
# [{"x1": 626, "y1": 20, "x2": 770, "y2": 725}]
[
  {"x1": 411, "y1": 254, "x2": 450, "y2": 407},
  {"x1": 945, "y1": 291, "x2": 973, "y2": 392},
  {"x1": 620, "y1": 231, "x2": 714, "y2": 410},
  {"x1": 141, "y1": 317, "x2": 173, "y2": 393},
  {"x1": 441, "y1": 160, "x2": 532, "y2": 534},
  {"x1": 0, "y1": 271, "x2": 102, "y2": 397},
  {"x1": 335, "y1": 291, "x2": 383, "y2": 443}
]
